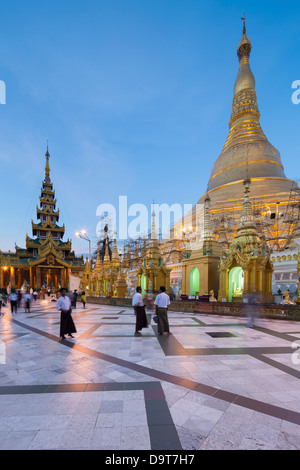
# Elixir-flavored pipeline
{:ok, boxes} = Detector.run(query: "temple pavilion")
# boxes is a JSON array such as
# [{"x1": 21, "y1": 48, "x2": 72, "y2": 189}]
[{"x1": 0, "y1": 147, "x2": 84, "y2": 292}]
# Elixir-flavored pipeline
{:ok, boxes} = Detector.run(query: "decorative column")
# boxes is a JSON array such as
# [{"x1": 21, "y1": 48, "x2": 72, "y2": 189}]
[
  {"x1": 36, "y1": 267, "x2": 41, "y2": 289},
  {"x1": 10, "y1": 267, "x2": 15, "y2": 289},
  {"x1": 60, "y1": 268, "x2": 64, "y2": 288},
  {"x1": 29, "y1": 267, "x2": 33, "y2": 288}
]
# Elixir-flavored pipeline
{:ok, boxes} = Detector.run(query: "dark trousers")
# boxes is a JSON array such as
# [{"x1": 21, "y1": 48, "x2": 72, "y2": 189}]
[
  {"x1": 60, "y1": 309, "x2": 77, "y2": 337},
  {"x1": 157, "y1": 307, "x2": 170, "y2": 334},
  {"x1": 11, "y1": 301, "x2": 17, "y2": 313},
  {"x1": 135, "y1": 306, "x2": 148, "y2": 332}
]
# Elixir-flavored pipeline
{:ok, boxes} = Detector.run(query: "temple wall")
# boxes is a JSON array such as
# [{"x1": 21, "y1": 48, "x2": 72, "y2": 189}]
[{"x1": 86, "y1": 296, "x2": 300, "y2": 320}]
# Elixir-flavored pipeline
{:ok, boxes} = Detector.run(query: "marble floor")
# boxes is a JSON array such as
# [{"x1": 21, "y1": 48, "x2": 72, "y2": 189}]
[{"x1": 0, "y1": 299, "x2": 300, "y2": 450}]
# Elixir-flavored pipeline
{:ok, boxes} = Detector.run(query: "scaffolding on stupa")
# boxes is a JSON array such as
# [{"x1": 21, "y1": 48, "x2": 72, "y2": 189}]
[{"x1": 251, "y1": 180, "x2": 300, "y2": 253}]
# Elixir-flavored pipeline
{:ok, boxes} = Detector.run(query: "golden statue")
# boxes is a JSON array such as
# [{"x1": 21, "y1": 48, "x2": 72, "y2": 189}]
[
  {"x1": 282, "y1": 291, "x2": 295, "y2": 305},
  {"x1": 209, "y1": 290, "x2": 217, "y2": 302}
]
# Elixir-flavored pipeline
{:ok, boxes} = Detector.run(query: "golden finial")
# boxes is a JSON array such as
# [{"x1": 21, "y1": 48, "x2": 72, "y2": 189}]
[
  {"x1": 45, "y1": 140, "x2": 50, "y2": 157},
  {"x1": 241, "y1": 13, "x2": 246, "y2": 35},
  {"x1": 237, "y1": 13, "x2": 251, "y2": 61},
  {"x1": 45, "y1": 141, "x2": 50, "y2": 180}
]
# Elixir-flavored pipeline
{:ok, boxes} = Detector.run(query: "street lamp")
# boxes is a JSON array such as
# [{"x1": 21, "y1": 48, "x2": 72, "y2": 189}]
[{"x1": 76, "y1": 230, "x2": 92, "y2": 296}]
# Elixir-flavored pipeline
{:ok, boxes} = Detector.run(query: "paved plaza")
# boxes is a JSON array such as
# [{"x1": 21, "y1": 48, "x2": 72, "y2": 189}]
[{"x1": 0, "y1": 299, "x2": 300, "y2": 450}]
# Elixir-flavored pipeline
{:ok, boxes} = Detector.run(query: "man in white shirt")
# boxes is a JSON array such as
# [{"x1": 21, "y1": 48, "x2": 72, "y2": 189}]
[
  {"x1": 132, "y1": 286, "x2": 148, "y2": 336},
  {"x1": 154, "y1": 286, "x2": 171, "y2": 336},
  {"x1": 9, "y1": 291, "x2": 18, "y2": 314},
  {"x1": 56, "y1": 288, "x2": 77, "y2": 340},
  {"x1": 24, "y1": 292, "x2": 32, "y2": 313}
]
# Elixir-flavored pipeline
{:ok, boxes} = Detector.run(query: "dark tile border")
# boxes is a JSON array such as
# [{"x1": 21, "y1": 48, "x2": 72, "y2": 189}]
[
  {"x1": 0, "y1": 380, "x2": 182, "y2": 450},
  {"x1": 4, "y1": 315, "x2": 300, "y2": 427}
]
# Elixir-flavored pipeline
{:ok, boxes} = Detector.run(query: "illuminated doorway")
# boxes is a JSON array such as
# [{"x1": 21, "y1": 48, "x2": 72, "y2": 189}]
[
  {"x1": 140, "y1": 274, "x2": 146, "y2": 296},
  {"x1": 190, "y1": 267, "x2": 200, "y2": 296},
  {"x1": 228, "y1": 266, "x2": 244, "y2": 302}
]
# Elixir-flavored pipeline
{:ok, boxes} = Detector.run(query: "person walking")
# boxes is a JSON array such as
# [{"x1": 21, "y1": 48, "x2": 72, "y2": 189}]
[
  {"x1": 81, "y1": 291, "x2": 87, "y2": 309},
  {"x1": 154, "y1": 286, "x2": 171, "y2": 336},
  {"x1": 56, "y1": 288, "x2": 77, "y2": 340},
  {"x1": 73, "y1": 290, "x2": 78, "y2": 309},
  {"x1": 17, "y1": 290, "x2": 22, "y2": 309},
  {"x1": 132, "y1": 286, "x2": 148, "y2": 336},
  {"x1": 9, "y1": 290, "x2": 18, "y2": 314},
  {"x1": 24, "y1": 292, "x2": 31, "y2": 313}
]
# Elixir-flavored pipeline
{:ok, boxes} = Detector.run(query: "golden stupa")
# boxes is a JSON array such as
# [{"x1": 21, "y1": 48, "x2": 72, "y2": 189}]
[{"x1": 198, "y1": 20, "x2": 296, "y2": 238}]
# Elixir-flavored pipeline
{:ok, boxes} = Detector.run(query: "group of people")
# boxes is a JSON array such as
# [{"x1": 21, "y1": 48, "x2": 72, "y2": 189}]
[
  {"x1": 0, "y1": 290, "x2": 33, "y2": 315},
  {"x1": 56, "y1": 285, "x2": 171, "y2": 341},
  {"x1": 132, "y1": 286, "x2": 171, "y2": 336},
  {"x1": 1, "y1": 282, "x2": 170, "y2": 341}
]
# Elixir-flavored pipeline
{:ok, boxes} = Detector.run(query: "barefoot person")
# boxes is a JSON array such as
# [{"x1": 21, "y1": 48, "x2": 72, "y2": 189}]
[
  {"x1": 154, "y1": 286, "x2": 171, "y2": 336},
  {"x1": 132, "y1": 286, "x2": 148, "y2": 336},
  {"x1": 56, "y1": 288, "x2": 77, "y2": 340}
]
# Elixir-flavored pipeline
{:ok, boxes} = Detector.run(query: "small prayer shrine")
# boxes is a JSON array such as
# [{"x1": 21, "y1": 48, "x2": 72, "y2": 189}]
[{"x1": 218, "y1": 177, "x2": 273, "y2": 302}]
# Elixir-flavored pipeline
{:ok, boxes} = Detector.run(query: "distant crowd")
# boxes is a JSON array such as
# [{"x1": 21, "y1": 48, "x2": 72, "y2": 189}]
[{"x1": 0, "y1": 287, "x2": 87, "y2": 316}]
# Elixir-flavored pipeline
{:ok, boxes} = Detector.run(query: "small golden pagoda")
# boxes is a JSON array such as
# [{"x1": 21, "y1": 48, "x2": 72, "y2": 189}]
[
  {"x1": 0, "y1": 147, "x2": 84, "y2": 291},
  {"x1": 88, "y1": 227, "x2": 125, "y2": 297},
  {"x1": 218, "y1": 176, "x2": 273, "y2": 302},
  {"x1": 136, "y1": 210, "x2": 171, "y2": 295},
  {"x1": 181, "y1": 192, "x2": 222, "y2": 298}
]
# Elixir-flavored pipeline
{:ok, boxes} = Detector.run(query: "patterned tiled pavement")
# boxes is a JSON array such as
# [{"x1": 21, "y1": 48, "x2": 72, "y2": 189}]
[{"x1": 0, "y1": 299, "x2": 300, "y2": 450}]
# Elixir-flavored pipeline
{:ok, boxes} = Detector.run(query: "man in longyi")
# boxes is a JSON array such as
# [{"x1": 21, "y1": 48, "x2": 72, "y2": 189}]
[
  {"x1": 56, "y1": 288, "x2": 77, "y2": 340},
  {"x1": 132, "y1": 286, "x2": 148, "y2": 336},
  {"x1": 154, "y1": 286, "x2": 171, "y2": 336}
]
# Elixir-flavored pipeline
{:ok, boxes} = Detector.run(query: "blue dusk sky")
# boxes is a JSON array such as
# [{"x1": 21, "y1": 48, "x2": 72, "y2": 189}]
[{"x1": 0, "y1": 0, "x2": 299, "y2": 255}]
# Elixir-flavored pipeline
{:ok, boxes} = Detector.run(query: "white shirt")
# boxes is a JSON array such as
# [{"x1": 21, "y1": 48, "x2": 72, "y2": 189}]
[
  {"x1": 56, "y1": 295, "x2": 71, "y2": 311},
  {"x1": 154, "y1": 292, "x2": 170, "y2": 308},
  {"x1": 132, "y1": 292, "x2": 144, "y2": 307}
]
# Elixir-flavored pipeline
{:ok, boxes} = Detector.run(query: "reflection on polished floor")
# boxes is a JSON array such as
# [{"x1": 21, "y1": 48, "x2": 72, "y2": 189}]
[{"x1": 0, "y1": 299, "x2": 300, "y2": 450}]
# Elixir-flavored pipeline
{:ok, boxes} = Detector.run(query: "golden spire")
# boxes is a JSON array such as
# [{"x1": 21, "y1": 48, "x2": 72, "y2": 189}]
[
  {"x1": 45, "y1": 142, "x2": 50, "y2": 181},
  {"x1": 207, "y1": 19, "x2": 289, "y2": 195},
  {"x1": 141, "y1": 237, "x2": 147, "y2": 258},
  {"x1": 203, "y1": 190, "x2": 214, "y2": 254},
  {"x1": 94, "y1": 240, "x2": 102, "y2": 274},
  {"x1": 223, "y1": 18, "x2": 267, "y2": 151},
  {"x1": 237, "y1": 177, "x2": 256, "y2": 235},
  {"x1": 203, "y1": 191, "x2": 213, "y2": 241},
  {"x1": 111, "y1": 231, "x2": 120, "y2": 263},
  {"x1": 103, "y1": 234, "x2": 110, "y2": 266},
  {"x1": 237, "y1": 14, "x2": 252, "y2": 62},
  {"x1": 148, "y1": 208, "x2": 159, "y2": 253},
  {"x1": 151, "y1": 209, "x2": 157, "y2": 240}
]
